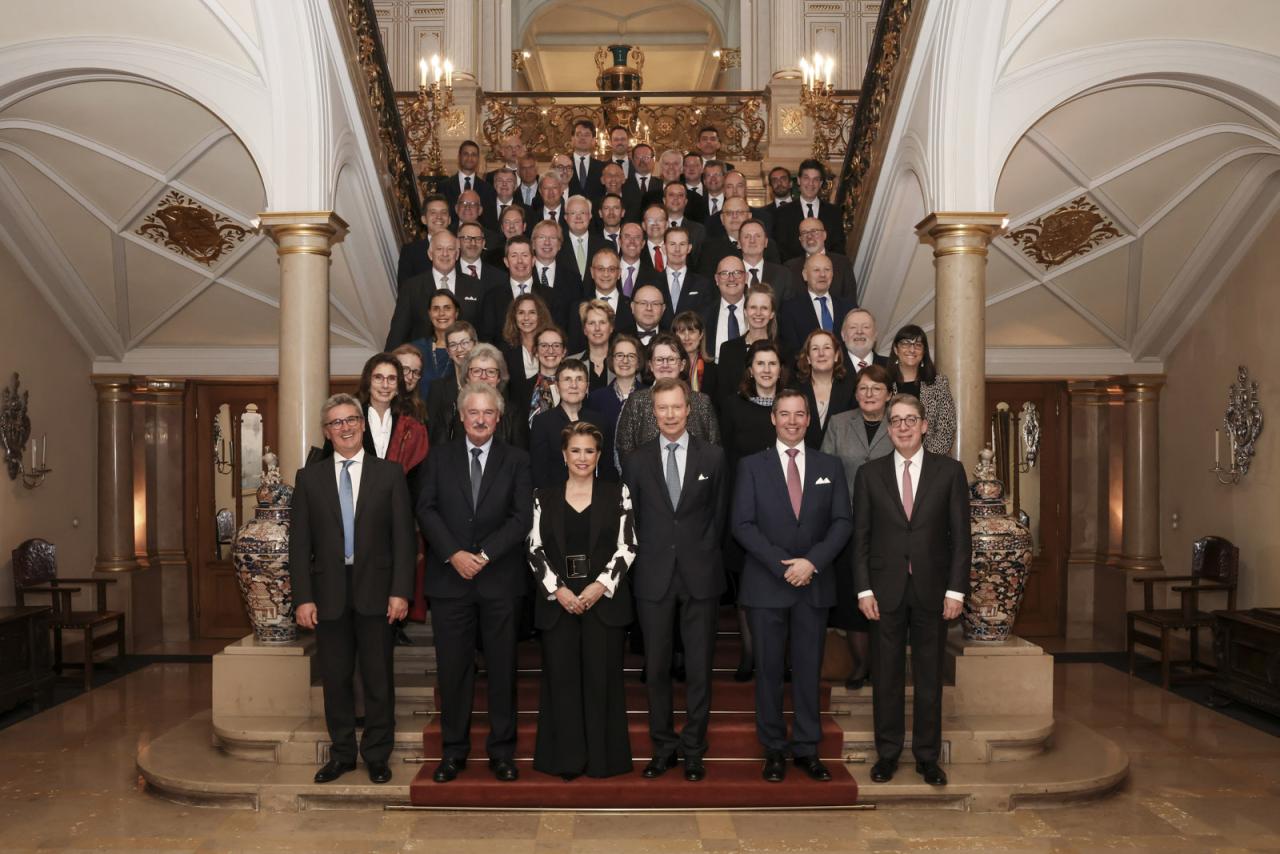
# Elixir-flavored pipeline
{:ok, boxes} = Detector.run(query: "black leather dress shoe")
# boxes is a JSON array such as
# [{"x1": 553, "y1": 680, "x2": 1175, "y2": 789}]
[
  {"x1": 794, "y1": 755, "x2": 832, "y2": 782},
  {"x1": 392, "y1": 624, "x2": 414, "y2": 646},
  {"x1": 642, "y1": 754, "x2": 679, "y2": 778},
  {"x1": 916, "y1": 761, "x2": 947, "y2": 786},
  {"x1": 684, "y1": 758, "x2": 706, "y2": 782},
  {"x1": 869, "y1": 758, "x2": 897, "y2": 783},
  {"x1": 733, "y1": 665, "x2": 753, "y2": 683},
  {"x1": 762, "y1": 752, "x2": 786, "y2": 783},
  {"x1": 432, "y1": 757, "x2": 466, "y2": 783},
  {"x1": 367, "y1": 761, "x2": 392, "y2": 784},
  {"x1": 489, "y1": 757, "x2": 519, "y2": 781},
  {"x1": 844, "y1": 675, "x2": 866, "y2": 691},
  {"x1": 313, "y1": 758, "x2": 356, "y2": 784}
]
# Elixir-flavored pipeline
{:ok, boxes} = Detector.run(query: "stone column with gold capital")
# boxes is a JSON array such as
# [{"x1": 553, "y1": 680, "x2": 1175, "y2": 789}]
[
  {"x1": 1118, "y1": 376, "x2": 1165, "y2": 578},
  {"x1": 258, "y1": 212, "x2": 348, "y2": 483},
  {"x1": 915, "y1": 212, "x2": 1007, "y2": 473},
  {"x1": 94, "y1": 376, "x2": 139, "y2": 574}
]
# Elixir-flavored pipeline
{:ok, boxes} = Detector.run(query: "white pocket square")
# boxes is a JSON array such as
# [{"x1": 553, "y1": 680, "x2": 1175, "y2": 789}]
[
  {"x1": 464, "y1": 295, "x2": 478, "y2": 301},
  {"x1": 815, "y1": 477, "x2": 831, "y2": 485},
  {"x1": 698, "y1": 473, "x2": 709, "y2": 481}
]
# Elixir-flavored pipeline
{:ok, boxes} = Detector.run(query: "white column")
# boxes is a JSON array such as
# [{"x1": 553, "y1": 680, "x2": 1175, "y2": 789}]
[
  {"x1": 446, "y1": 0, "x2": 479, "y2": 82},
  {"x1": 771, "y1": 0, "x2": 804, "y2": 80}
]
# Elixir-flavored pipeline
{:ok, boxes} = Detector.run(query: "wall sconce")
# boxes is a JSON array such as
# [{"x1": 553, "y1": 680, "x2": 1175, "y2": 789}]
[
  {"x1": 0, "y1": 373, "x2": 52, "y2": 489},
  {"x1": 512, "y1": 49, "x2": 530, "y2": 74},
  {"x1": 1212, "y1": 365, "x2": 1263, "y2": 485}
]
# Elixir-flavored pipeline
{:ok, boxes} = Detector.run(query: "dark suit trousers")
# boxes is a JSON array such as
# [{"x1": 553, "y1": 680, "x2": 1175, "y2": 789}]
[
  {"x1": 748, "y1": 600, "x2": 828, "y2": 757},
  {"x1": 430, "y1": 590, "x2": 520, "y2": 761},
  {"x1": 636, "y1": 574, "x2": 719, "y2": 760},
  {"x1": 315, "y1": 571, "x2": 397, "y2": 764},
  {"x1": 870, "y1": 573, "x2": 947, "y2": 763}
]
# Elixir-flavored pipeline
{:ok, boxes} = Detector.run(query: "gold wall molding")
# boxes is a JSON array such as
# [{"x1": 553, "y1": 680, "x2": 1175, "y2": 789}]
[
  {"x1": 1006, "y1": 196, "x2": 1122, "y2": 268},
  {"x1": 135, "y1": 190, "x2": 248, "y2": 266}
]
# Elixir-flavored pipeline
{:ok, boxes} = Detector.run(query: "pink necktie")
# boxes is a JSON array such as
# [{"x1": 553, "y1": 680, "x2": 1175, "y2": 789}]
[
  {"x1": 468, "y1": 264, "x2": 478, "y2": 278},
  {"x1": 786, "y1": 449, "x2": 802, "y2": 518},
  {"x1": 857, "y1": 360, "x2": 868, "y2": 371},
  {"x1": 901, "y1": 459, "x2": 913, "y2": 519}
]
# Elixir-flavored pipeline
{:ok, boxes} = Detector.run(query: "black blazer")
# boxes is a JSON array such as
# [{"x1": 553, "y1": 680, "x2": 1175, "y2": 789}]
[
  {"x1": 852, "y1": 451, "x2": 971, "y2": 612},
  {"x1": 621, "y1": 174, "x2": 662, "y2": 219},
  {"x1": 385, "y1": 269, "x2": 487, "y2": 349},
  {"x1": 747, "y1": 260, "x2": 797, "y2": 302},
  {"x1": 731, "y1": 446, "x2": 853, "y2": 609},
  {"x1": 528, "y1": 405, "x2": 607, "y2": 489},
  {"x1": 442, "y1": 172, "x2": 497, "y2": 226},
  {"x1": 557, "y1": 232, "x2": 611, "y2": 281},
  {"x1": 778, "y1": 292, "x2": 856, "y2": 357},
  {"x1": 416, "y1": 439, "x2": 533, "y2": 600},
  {"x1": 455, "y1": 259, "x2": 505, "y2": 323},
  {"x1": 794, "y1": 373, "x2": 857, "y2": 448},
  {"x1": 784, "y1": 252, "x2": 857, "y2": 302},
  {"x1": 568, "y1": 155, "x2": 606, "y2": 198},
  {"x1": 397, "y1": 236, "x2": 432, "y2": 284},
  {"x1": 774, "y1": 200, "x2": 845, "y2": 261},
  {"x1": 527, "y1": 481, "x2": 637, "y2": 630},
  {"x1": 657, "y1": 268, "x2": 714, "y2": 326},
  {"x1": 621, "y1": 435, "x2": 728, "y2": 602},
  {"x1": 288, "y1": 454, "x2": 416, "y2": 621},
  {"x1": 712, "y1": 334, "x2": 760, "y2": 407}
]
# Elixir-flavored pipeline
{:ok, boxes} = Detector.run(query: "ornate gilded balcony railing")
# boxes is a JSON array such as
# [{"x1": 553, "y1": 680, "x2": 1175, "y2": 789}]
[
  {"x1": 470, "y1": 91, "x2": 769, "y2": 163},
  {"x1": 836, "y1": 0, "x2": 928, "y2": 256},
  {"x1": 337, "y1": 0, "x2": 422, "y2": 240}
]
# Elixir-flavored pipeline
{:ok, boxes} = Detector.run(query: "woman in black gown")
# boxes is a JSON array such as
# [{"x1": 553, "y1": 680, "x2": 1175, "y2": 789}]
[{"x1": 527, "y1": 421, "x2": 638, "y2": 779}]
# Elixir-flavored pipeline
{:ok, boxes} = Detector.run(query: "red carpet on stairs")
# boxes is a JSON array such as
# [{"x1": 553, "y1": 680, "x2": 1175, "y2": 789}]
[{"x1": 409, "y1": 611, "x2": 860, "y2": 809}]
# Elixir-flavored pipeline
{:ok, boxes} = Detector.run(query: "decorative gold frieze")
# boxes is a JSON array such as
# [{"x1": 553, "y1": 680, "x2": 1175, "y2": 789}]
[
  {"x1": 1005, "y1": 196, "x2": 1122, "y2": 268},
  {"x1": 135, "y1": 190, "x2": 247, "y2": 266},
  {"x1": 780, "y1": 106, "x2": 807, "y2": 137}
]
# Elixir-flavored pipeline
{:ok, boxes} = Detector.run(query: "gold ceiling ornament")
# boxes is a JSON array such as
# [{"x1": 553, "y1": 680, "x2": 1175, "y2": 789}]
[
  {"x1": 1005, "y1": 196, "x2": 1122, "y2": 268},
  {"x1": 135, "y1": 190, "x2": 248, "y2": 266}
]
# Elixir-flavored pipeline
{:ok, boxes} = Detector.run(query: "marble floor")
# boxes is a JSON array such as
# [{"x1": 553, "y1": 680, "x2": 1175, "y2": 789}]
[{"x1": 1, "y1": 661, "x2": 1279, "y2": 852}]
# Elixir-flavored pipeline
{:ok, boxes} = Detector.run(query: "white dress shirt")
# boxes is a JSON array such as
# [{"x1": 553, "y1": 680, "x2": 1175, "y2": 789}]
[
  {"x1": 465, "y1": 435, "x2": 493, "y2": 476},
  {"x1": 536, "y1": 261, "x2": 558, "y2": 288},
  {"x1": 800, "y1": 197, "x2": 822, "y2": 218},
  {"x1": 593, "y1": 289, "x2": 619, "y2": 306},
  {"x1": 847, "y1": 349, "x2": 875, "y2": 372},
  {"x1": 660, "y1": 430, "x2": 689, "y2": 484},
  {"x1": 707, "y1": 193, "x2": 725, "y2": 216},
  {"x1": 544, "y1": 205, "x2": 562, "y2": 221},
  {"x1": 858, "y1": 447, "x2": 963, "y2": 602},
  {"x1": 333, "y1": 449, "x2": 365, "y2": 510},
  {"x1": 510, "y1": 278, "x2": 533, "y2": 298},
  {"x1": 366, "y1": 407, "x2": 393, "y2": 458},
  {"x1": 457, "y1": 171, "x2": 478, "y2": 192},
  {"x1": 775, "y1": 439, "x2": 805, "y2": 484},
  {"x1": 809, "y1": 289, "x2": 835, "y2": 325},
  {"x1": 744, "y1": 259, "x2": 766, "y2": 285},
  {"x1": 432, "y1": 267, "x2": 454, "y2": 293},
  {"x1": 714, "y1": 297, "x2": 746, "y2": 361}
]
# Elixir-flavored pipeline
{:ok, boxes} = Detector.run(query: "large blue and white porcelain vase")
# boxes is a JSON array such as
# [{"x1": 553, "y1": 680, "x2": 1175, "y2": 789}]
[
  {"x1": 232, "y1": 449, "x2": 296, "y2": 644},
  {"x1": 964, "y1": 448, "x2": 1033, "y2": 642}
]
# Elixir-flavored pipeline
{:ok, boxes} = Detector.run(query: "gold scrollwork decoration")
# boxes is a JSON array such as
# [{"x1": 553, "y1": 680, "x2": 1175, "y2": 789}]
[
  {"x1": 1005, "y1": 196, "x2": 1122, "y2": 268},
  {"x1": 135, "y1": 190, "x2": 247, "y2": 266}
]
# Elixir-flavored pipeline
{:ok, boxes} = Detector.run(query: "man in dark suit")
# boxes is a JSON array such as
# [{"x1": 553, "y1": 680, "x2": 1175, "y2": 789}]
[
  {"x1": 624, "y1": 143, "x2": 662, "y2": 217},
  {"x1": 442, "y1": 140, "x2": 496, "y2": 228},
  {"x1": 656, "y1": 226, "x2": 713, "y2": 326},
  {"x1": 782, "y1": 223, "x2": 858, "y2": 303},
  {"x1": 774, "y1": 160, "x2": 845, "y2": 261},
  {"x1": 853, "y1": 394, "x2": 970, "y2": 787},
  {"x1": 595, "y1": 193, "x2": 626, "y2": 247},
  {"x1": 559, "y1": 195, "x2": 610, "y2": 282},
  {"x1": 527, "y1": 172, "x2": 569, "y2": 236},
  {"x1": 567, "y1": 119, "x2": 605, "y2": 198},
  {"x1": 695, "y1": 198, "x2": 779, "y2": 278},
  {"x1": 289, "y1": 394, "x2": 415, "y2": 785},
  {"x1": 484, "y1": 133, "x2": 524, "y2": 185},
  {"x1": 679, "y1": 153, "x2": 711, "y2": 222},
  {"x1": 485, "y1": 168, "x2": 522, "y2": 232},
  {"x1": 662, "y1": 182, "x2": 706, "y2": 259},
  {"x1": 696, "y1": 125, "x2": 735, "y2": 173},
  {"x1": 418, "y1": 382, "x2": 533, "y2": 783},
  {"x1": 739, "y1": 219, "x2": 795, "y2": 301},
  {"x1": 480, "y1": 236, "x2": 544, "y2": 344},
  {"x1": 841, "y1": 308, "x2": 889, "y2": 373},
  {"x1": 583, "y1": 246, "x2": 634, "y2": 332},
  {"x1": 778, "y1": 254, "x2": 856, "y2": 356},
  {"x1": 749, "y1": 166, "x2": 796, "y2": 236},
  {"x1": 732, "y1": 389, "x2": 852, "y2": 782},
  {"x1": 618, "y1": 222, "x2": 658, "y2": 298},
  {"x1": 397, "y1": 194, "x2": 454, "y2": 284},
  {"x1": 454, "y1": 223, "x2": 503, "y2": 326},
  {"x1": 530, "y1": 219, "x2": 583, "y2": 332},
  {"x1": 624, "y1": 283, "x2": 667, "y2": 345},
  {"x1": 386, "y1": 231, "x2": 486, "y2": 349},
  {"x1": 622, "y1": 377, "x2": 728, "y2": 781},
  {"x1": 597, "y1": 161, "x2": 627, "y2": 209},
  {"x1": 701, "y1": 254, "x2": 747, "y2": 362}
]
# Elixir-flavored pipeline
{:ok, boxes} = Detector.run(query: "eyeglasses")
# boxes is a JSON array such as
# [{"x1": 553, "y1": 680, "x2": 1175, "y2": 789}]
[
  {"x1": 459, "y1": 235, "x2": 485, "y2": 243},
  {"x1": 799, "y1": 228, "x2": 825, "y2": 237},
  {"x1": 652, "y1": 356, "x2": 682, "y2": 365},
  {"x1": 888, "y1": 415, "x2": 922, "y2": 428},
  {"x1": 447, "y1": 339, "x2": 475, "y2": 351},
  {"x1": 896, "y1": 339, "x2": 924, "y2": 351},
  {"x1": 537, "y1": 342, "x2": 565, "y2": 351},
  {"x1": 400, "y1": 367, "x2": 423, "y2": 379},
  {"x1": 716, "y1": 270, "x2": 745, "y2": 279},
  {"x1": 633, "y1": 299, "x2": 664, "y2": 309},
  {"x1": 458, "y1": 201, "x2": 481, "y2": 209},
  {"x1": 324, "y1": 415, "x2": 363, "y2": 429},
  {"x1": 856, "y1": 385, "x2": 887, "y2": 395},
  {"x1": 370, "y1": 375, "x2": 399, "y2": 385},
  {"x1": 593, "y1": 266, "x2": 620, "y2": 274},
  {"x1": 613, "y1": 353, "x2": 638, "y2": 362},
  {"x1": 468, "y1": 367, "x2": 501, "y2": 379}
]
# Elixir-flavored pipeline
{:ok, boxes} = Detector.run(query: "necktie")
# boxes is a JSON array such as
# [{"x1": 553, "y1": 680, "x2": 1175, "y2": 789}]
[
  {"x1": 499, "y1": 203, "x2": 508, "y2": 216},
  {"x1": 339, "y1": 460, "x2": 355, "y2": 561},
  {"x1": 786, "y1": 448, "x2": 802, "y2": 518},
  {"x1": 817, "y1": 296, "x2": 833, "y2": 331},
  {"x1": 470, "y1": 447, "x2": 483, "y2": 507},
  {"x1": 578, "y1": 156, "x2": 587, "y2": 187},
  {"x1": 807, "y1": 203, "x2": 815, "y2": 219},
  {"x1": 623, "y1": 265, "x2": 635, "y2": 296},
  {"x1": 857, "y1": 359, "x2": 868, "y2": 371},
  {"x1": 727, "y1": 304, "x2": 740, "y2": 341},
  {"x1": 468, "y1": 263, "x2": 478, "y2": 278},
  {"x1": 574, "y1": 237, "x2": 586, "y2": 276},
  {"x1": 669, "y1": 270, "x2": 682, "y2": 308},
  {"x1": 749, "y1": 267, "x2": 760, "y2": 286},
  {"x1": 669, "y1": 220, "x2": 678, "y2": 229},
  {"x1": 548, "y1": 209, "x2": 557, "y2": 223},
  {"x1": 540, "y1": 266, "x2": 550, "y2": 289},
  {"x1": 615, "y1": 159, "x2": 625, "y2": 169},
  {"x1": 901, "y1": 459, "x2": 914, "y2": 519},
  {"x1": 710, "y1": 197, "x2": 719, "y2": 216},
  {"x1": 465, "y1": 175, "x2": 472, "y2": 192},
  {"x1": 518, "y1": 281, "x2": 528, "y2": 295},
  {"x1": 607, "y1": 232, "x2": 617, "y2": 246},
  {"x1": 653, "y1": 246, "x2": 664, "y2": 272},
  {"x1": 665, "y1": 442, "x2": 682, "y2": 509},
  {"x1": 639, "y1": 177, "x2": 647, "y2": 194},
  {"x1": 440, "y1": 273, "x2": 450, "y2": 292},
  {"x1": 600, "y1": 294, "x2": 612, "y2": 305}
]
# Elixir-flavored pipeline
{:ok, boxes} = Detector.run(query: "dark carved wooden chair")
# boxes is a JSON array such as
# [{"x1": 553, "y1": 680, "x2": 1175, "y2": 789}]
[
  {"x1": 11, "y1": 538, "x2": 126, "y2": 691},
  {"x1": 1128, "y1": 535, "x2": 1239, "y2": 689}
]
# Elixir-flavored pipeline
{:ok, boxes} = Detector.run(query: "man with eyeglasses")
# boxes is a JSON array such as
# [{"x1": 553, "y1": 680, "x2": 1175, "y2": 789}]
[
  {"x1": 386, "y1": 231, "x2": 485, "y2": 350},
  {"x1": 695, "y1": 197, "x2": 777, "y2": 279},
  {"x1": 454, "y1": 189, "x2": 501, "y2": 248},
  {"x1": 586, "y1": 246, "x2": 634, "y2": 332},
  {"x1": 558, "y1": 195, "x2": 608, "y2": 283},
  {"x1": 290, "y1": 393, "x2": 415, "y2": 786},
  {"x1": 775, "y1": 159, "x2": 845, "y2": 261},
  {"x1": 702, "y1": 255, "x2": 748, "y2": 362},
  {"x1": 852, "y1": 394, "x2": 969, "y2": 789},
  {"x1": 624, "y1": 284, "x2": 666, "y2": 346},
  {"x1": 397, "y1": 194, "x2": 454, "y2": 284},
  {"x1": 782, "y1": 217, "x2": 857, "y2": 302},
  {"x1": 528, "y1": 171, "x2": 569, "y2": 235},
  {"x1": 778, "y1": 253, "x2": 856, "y2": 357},
  {"x1": 443, "y1": 140, "x2": 496, "y2": 227},
  {"x1": 453, "y1": 223, "x2": 504, "y2": 327},
  {"x1": 426, "y1": 322, "x2": 478, "y2": 447}
]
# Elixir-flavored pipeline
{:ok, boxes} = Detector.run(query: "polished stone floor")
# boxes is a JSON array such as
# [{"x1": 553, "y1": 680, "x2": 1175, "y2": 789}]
[{"x1": 1, "y1": 661, "x2": 1279, "y2": 852}]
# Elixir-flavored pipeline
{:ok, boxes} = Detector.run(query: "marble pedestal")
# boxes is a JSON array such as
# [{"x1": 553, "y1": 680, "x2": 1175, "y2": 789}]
[{"x1": 212, "y1": 635, "x2": 317, "y2": 722}]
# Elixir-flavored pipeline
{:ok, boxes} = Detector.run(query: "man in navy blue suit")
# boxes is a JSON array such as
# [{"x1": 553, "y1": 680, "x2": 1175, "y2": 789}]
[
  {"x1": 732, "y1": 389, "x2": 852, "y2": 782},
  {"x1": 777, "y1": 253, "x2": 856, "y2": 357}
]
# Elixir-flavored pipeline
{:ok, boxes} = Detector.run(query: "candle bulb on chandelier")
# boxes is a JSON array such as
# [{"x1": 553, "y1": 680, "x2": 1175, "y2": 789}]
[
  {"x1": 1214, "y1": 429, "x2": 1220, "y2": 466},
  {"x1": 41, "y1": 434, "x2": 46, "y2": 469},
  {"x1": 419, "y1": 58, "x2": 427, "y2": 88},
  {"x1": 444, "y1": 60, "x2": 453, "y2": 88}
]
